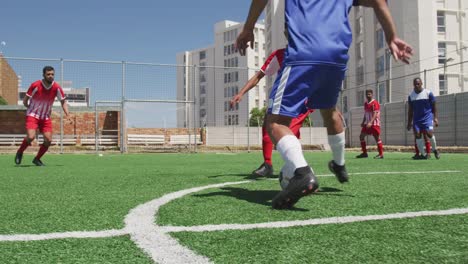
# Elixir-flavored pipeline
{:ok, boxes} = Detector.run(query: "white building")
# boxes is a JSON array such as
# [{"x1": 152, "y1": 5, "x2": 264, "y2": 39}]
[
  {"x1": 265, "y1": 0, "x2": 467, "y2": 113},
  {"x1": 176, "y1": 20, "x2": 267, "y2": 127},
  {"x1": 345, "y1": 0, "x2": 467, "y2": 111}
]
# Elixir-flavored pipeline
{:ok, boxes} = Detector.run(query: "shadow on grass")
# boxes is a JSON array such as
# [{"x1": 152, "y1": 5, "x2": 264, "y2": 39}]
[
  {"x1": 208, "y1": 173, "x2": 278, "y2": 180},
  {"x1": 194, "y1": 186, "x2": 351, "y2": 211}
]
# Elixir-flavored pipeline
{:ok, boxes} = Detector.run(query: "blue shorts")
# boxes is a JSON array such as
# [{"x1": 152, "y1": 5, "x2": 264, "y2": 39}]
[
  {"x1": 413, "y1": 121, "x2": 434, "y2": 133},
  {"x1": 267, "y1": 64, "x2": 346, "y2": 117}
]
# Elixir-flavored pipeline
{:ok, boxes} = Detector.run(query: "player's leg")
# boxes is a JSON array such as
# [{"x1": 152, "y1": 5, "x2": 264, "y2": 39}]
[
  {"x1": 357, "y1": 130, "x2": 368, "y2": 158},
  {"x1": 252, "y1": 123, "x2": 274, "y2": 177},
  {"x1": 16, "y1": 116, "x2": 39, "y2": 165},
  {"x1": 423, "y1": 131, "x2": 431, "y2": 156},
  {"x1": 33, "y1": 119, "x2": 52, "y2": 166},
  {"x1": 413, "y1": 124, "x2": 427, "y2": 159},
  {"x1": 373, "y1": 129, "x2": 384, "y2": 159},
  {"x1": 412, "y1": 130, "x2": 420, "y2": 159},
  {"x1": 426, "y1": 130, "x2": 440, "y2": 159},
  {"x1": 267, "y1": 65, "x2": 319, "y2": 209},
  {"x1": 289, "y1": 110, "x2": 309, "y2": 139}
]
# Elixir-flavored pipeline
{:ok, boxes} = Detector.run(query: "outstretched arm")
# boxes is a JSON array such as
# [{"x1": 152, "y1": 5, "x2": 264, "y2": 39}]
[
  {"x1": 235, "y1": 0, "x2": 268, "y2": 56},
  {"x1": 230, "y1": 71, "x2": 265, "y2": 108}
]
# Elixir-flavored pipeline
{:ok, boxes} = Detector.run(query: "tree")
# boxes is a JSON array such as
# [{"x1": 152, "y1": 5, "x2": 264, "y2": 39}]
[
  {"x1": 0, "y1": 96, "x2": 7, "y2": 105},
  {"x1": 249, "y1": 106, "x2": 266, "y2": 126}
]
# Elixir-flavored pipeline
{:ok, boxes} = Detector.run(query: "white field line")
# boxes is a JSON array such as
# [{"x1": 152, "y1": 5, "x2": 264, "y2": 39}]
[
  {"x1": 0, "y1": 170, "x2": 465, "y2": 263},
  {"x1": 160, "y1": 208, "x2": 468, "y2": 233},
  {"x1": 124, "y1": 181, "x2": 250, "y2": 264},
  {"x1": 0, "y1": 229, "x2": 126, "y2": 242},
  {"x1": 315, "y1": 170, "x2": 461, "y2": 177}
]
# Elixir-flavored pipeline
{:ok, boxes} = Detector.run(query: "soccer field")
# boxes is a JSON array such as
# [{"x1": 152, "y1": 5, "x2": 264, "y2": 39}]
[{"x1": 0, "y1": 152, "x2": 467, "y2": 263}]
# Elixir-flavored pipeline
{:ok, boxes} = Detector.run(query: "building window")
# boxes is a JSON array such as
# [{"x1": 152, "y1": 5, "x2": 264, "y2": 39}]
[
  {"x1": 377, "y1": 82, "x2": 386, "y2": 103},
  {"x1": 200, "y1": 109, "x2": 206, "y2": 117},
  {"x1": 357, "y1": 41, "x2": 364, "y2": 59},
  {"x1": 357, "y1": 65, "x2": 364, "y2": 85},
  {"x1": 437, "y1": 11, "x2": 446, "y2": 33},
  {"x1": 438, "y1": 42, "x2": 446, "y2": 64},
  {"x1": 376, "y1": 55, "x2": 385, "y2": 78},
  {"x1": 200, "y1": 85, "x2": 206, "y2": 94},
  {"x1": 356, "y1": 17, "x2": 363, "y2": 35},
  {"x1": 199, "y1": 51, "x2": 206, "y2": 60},
  {"x1": 356, "y1": 90, "x2": 365, "y2": 106},
  {"x1": 200, "y1": 97, "x2": 205, "y2": 106},
  {"x1": 255, "y1": 56, "x2": 259, "y2": 67},
  {"x1": 439, "y1": 74, "x2": 447, "y2": 95},
  {"x1": 376, "y1": 28, "x2": 384, "y2": 49},
  {"x1": 254, "y1": 42, "x2": 259, "y2": 52}
]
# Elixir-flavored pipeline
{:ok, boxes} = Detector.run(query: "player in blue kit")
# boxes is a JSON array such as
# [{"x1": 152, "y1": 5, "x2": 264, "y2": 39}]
[
  {"x1": 236, "y1": 0, "x2": 413, "y2": 209},
  {"x1": 407, "y1": 77, "x2": 440, "y2": 160}
]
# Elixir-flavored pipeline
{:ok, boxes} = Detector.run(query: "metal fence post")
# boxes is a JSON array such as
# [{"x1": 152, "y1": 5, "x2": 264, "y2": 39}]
[
  {"x1": 404, "y1": 101, "x2": 408, "y2": 146},
  {"x1": 121, "y1": 61, "x2": 126, "y2": 153},
  {"x1": 454, "y1": 93, "x2": 457, "y2": 146},
  {"x1": 193, "y1": 65, "x2": 197, "y2": 153},
  {"x1": 95, "y1": 102, "x2": 98, "y2": 153},
  {"x1": 60, "y1": 58, "x2": 64, "y2": 154}
]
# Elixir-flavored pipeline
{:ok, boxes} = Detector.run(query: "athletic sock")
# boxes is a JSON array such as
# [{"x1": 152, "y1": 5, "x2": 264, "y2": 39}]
[{"x1": 329, "y1": 132, "x2": 345, "y2": 166}]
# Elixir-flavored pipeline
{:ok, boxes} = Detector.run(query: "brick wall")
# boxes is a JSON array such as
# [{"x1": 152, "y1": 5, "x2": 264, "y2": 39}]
[
  {"x1": 0, "y1": 55, "x2": 19, "y2": 105},
  {"x1": 0, "y1": 110, "x2": 119, "y2": 136}
]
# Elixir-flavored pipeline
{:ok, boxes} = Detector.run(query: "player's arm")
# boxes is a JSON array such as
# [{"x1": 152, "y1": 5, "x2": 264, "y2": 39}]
[
  {"x1": 235, "y1": 0, "x2": 268, "y2": 56},
  {"x1": 407, "y1": 102, "x2": 413, "y2": 131},
  {"x1": 361, "y1": 115, "x2": 366, "y2": 127},
  {"x1": 61, "y1": 99, "x2": 69, "y2": 117},
  {"x1": 357, "y1": 0, "x2": 413, "y2": 64},
  {"x1": 367, "y1": 111, "x2": 379, "y2": 128},
  {"x1": 230, "y1": 71, "x2": 265, "y2": 108},
  {"x1": 23, "y1": 95, "x2": 30, "y2": 108},
  {"x1": 432, "y1": 102, "x2": 438, "y2": 127}
]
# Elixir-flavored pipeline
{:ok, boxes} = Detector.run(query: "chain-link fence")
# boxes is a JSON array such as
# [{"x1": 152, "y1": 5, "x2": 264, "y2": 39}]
[{"x1": 0, "y1": 56, "x2": 467, "y2": 153}]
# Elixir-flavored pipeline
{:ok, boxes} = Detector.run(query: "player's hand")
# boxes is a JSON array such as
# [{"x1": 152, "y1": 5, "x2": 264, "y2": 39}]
[
  {"x1": 407, "y1": 123, "x2": 412, "y2": 131},
  {"x1": 366, "y1": 123, "x2": 372, "y2": 129},
  {"x1": 361, "y1": 123, "x2": 365, "y2": 128},
  {"x1": 434, "y1": 118, "x2": 439, "y2": 127},
  {"x1": 388, "y1": 37, "x2": 413, "y2": 64},
  {"x1": 235, "y1": 29, "x2": 254, "y2": 56},
  {"x1": 230, "y1": 94, "x2": 243, "y2": 109}
]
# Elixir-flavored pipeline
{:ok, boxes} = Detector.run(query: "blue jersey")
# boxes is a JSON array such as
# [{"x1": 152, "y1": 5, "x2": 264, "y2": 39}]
[
  {"x1": 284, "y1": 0, "x2": 358, "y2": 67},
  {"x1": 408, "y1": 89, "x2": 436, "y2": 124}
]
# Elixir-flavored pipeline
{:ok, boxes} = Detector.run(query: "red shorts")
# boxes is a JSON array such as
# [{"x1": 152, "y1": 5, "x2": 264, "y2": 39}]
[
  {"x1": 290, "y1": 109, "x2": 314, "y2": 138},
  {"x1": 361, "y1": 125, "x2": 381, "y2": 137},
  {"x1": 26, "y1": 116, "x2": 53, "y2": 133}
]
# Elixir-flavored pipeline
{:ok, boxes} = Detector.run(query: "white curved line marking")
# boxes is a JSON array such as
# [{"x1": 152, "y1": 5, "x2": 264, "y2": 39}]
[
  {"x1": 0, "y1": 229, "x2": 126, "y2": 242},
  {"x1": 124, "y1": 181, "x2": 250, "y2": 264},
  {"x1": 160, "y1": 208, "x2": 468, "y2": 233}
]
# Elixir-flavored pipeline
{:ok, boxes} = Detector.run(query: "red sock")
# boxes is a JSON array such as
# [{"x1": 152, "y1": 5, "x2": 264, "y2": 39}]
[
  {"x1": 262, "y1": 126, "x2": 273, "y2": 165},
  {"x1": 360, "y1": 140, "x2": 367, "y2": 154},
  {"x1": 35, "y1": 144, "x2": 49, "y2": 160},
  {"x1": 377, "y1": 140, "x2": 384, "y2": 156},
  {"x1": 17, "y1": 138, "x2": 30, "y2": 153},
  {"x1": 425, "y1": 140, "x2": 431, "y2": 154},
  {"x1": 414, "y1": 143, "x2": 419, "y2": 155}
]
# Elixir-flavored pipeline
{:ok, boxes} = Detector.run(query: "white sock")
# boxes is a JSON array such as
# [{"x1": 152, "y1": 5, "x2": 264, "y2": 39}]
[
  {"x1": 416, "y1": 138, "x2": 426, "y2": 155},
  {"x1": 429, "y1": 135, "x2": 437, "y2": 151},
  {"x1": 276, "y1": 135, "x2": 308, "y2": 174},
  {"x1": 328, "y1": 132, "x2": 345, "y2": 166}
]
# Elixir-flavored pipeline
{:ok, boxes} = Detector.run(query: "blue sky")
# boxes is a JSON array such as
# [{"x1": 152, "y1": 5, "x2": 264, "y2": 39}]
[
  {"x1": 1, "y1": 1, "x2": 253, "y2": 128},
  {"x1": 0, "y1": 0, "x2": 249, "y2": 63}
]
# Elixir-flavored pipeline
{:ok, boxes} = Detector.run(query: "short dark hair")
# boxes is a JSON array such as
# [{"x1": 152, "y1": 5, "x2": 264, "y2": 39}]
[
  {"x1": 42, "y1": 66, "x2": 55, "y2": 74},
  {"x1": 413, "y1": 77, "x2": 422, "y2": 83},
  {"x1": 365, "y1": 89, "x2": 373, "y2": 94}
]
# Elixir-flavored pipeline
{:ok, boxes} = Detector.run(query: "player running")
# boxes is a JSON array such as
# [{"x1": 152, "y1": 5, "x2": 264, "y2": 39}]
[
  {"x1": 230, "y1": 48, "x2": 314, "y2": 177},
  {"x1": 236, "y1": 0, "x2": 412, "y2": 209},
  {"x1": 356, "y1": 89, "x2": 384, "y2": 159},
  {"x1": 15, "y1": 66, "x2": 69, "y2": 166}
]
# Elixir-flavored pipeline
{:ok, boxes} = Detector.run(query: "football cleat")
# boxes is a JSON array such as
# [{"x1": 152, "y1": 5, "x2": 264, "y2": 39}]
[
  {"x1": 356, "y1": 153, "x2": 368, "y2": 158},
  {"x1": 32, "y1": 158, "x2": 45, "y2": 166},
  {"x1": 15, "y1": 152, "x2": 23, "y2": 165},
  {"x1": 272, "y1": 166, "x2": 319, "y2": 209},
  {"x1": 328, "y1": 160, "x2": 349, "y2": 183},
  {"x1": 433, "y1": 149, "x2": 440, "y2": 160},
  {"x1": 413, "y1": 154, "x2": 428, "y2": 160},
  {"x1": 252, "y1": 163, "x2": 274, "y2": 177},
  {"x1": 374, "y1": 155, "x2": 384, "y2": 159}
]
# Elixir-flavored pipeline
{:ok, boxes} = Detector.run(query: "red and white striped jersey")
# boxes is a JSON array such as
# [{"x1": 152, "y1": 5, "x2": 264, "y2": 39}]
[
  {"x1": 261, "y1": 48, "x2": 285, "y2": 76},
  {"x1": 364, "y1": 99, "x2": 381, "y2": 126},
  {"x1": 26, "y1": 80, "x2": 65, "y2": 120}
]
